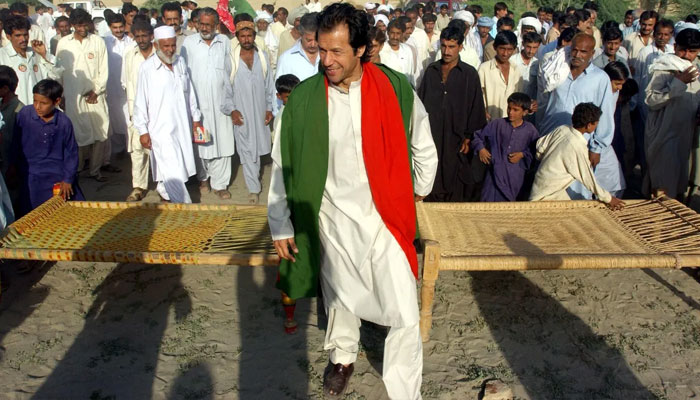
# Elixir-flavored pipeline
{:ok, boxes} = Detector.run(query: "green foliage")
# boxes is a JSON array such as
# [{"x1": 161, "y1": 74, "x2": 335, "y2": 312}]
[{"x1": 142, "y1": 0, "x2": 171, "y2": 10}]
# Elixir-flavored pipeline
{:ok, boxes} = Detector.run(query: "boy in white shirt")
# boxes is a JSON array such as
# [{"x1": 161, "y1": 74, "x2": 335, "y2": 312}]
[{"x1": 530, "y1": 102, "x2": 625, "y2": 209}]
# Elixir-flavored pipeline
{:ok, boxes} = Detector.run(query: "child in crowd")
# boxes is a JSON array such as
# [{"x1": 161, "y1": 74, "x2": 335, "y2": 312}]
[
  {"x1": 0, "y1": 66, "x2": 24, "y2": 175},
  {"x1": 272, "y1": 73, "x2": 300, "y2": 334},
  {"x1": 472, "y1": 92, "x2": 539, "y2": 201},
  {"x1": 273, "y1": 74, "x2": 300, "y2": 143},
  {"x1": 10, "y1": 79, "x2": 83, "y2": 218},
  {"x1": 529, "y1": 102, "x2": 624, "y2": 209}
]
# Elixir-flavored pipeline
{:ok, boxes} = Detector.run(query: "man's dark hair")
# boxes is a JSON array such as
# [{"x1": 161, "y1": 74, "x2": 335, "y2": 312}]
[
  {"x1": 558, "y1": 27, "x2": 579, "y2": 46},
  {"x1": 190, "y1": 8, "x2": 201, "y2": 22},
  {"x1": 9, "y1": 2, "x2": 29, "y2": 15},
  {"x1": 624, "y1": 9, "x2": 635, "y2": 18},
  {"x1": 582, "y1": 1, "x2": 599, "y2": 12},
  {"x1": 603, "y1": 60, "x2": 629, "y2": 80},
  {"x1": 139, "y1": 7, "x2": 149, "y2": 15},
  {"x1": 468, "y1": 4, "x2": 483, "y2": 14},
  {"x1": 494, "y1": 30, "x2": 517, "y2": 48},
  {"x1": 493, "y1": 2, "x2": 508, "y2": 14},
  {"x1": 522, "y1": 31, "x2": 542, "y2": 45},
  {"x1": 54, "y1": 15, "x2": 69, "y2": 28},
  {"x1": 600, "y1": 20, "x2": 618, "y2": 33},
  {"x1": 620, "y1": 79, "x2": 639, "y2": 100},
  {"x1": 602, "y1": 25, "x2": 622, "y2": 42},
  {"x1": 685, "y1": 14, "x2": 699, "y2": 24},
  {"x1": 397, "y1": 16, "x2": 412, "y2": 29},
  {"x1": 298, "y1": 12, "x2": 318, "y2": 35},
  {"x1": 639, "y1": 10, "x2": 659, "y2": 23},
  {"x1": 133, "y1": 14, "x2": 150, "y2": 26},
  {"x1": 574, "y1": 9, "x2": 590, "y2": 24},
  {"x1": 4, "y1": 15, "x2": 30, "y2": 36},
  {"x1": 439, "y1": 4, "x2": 448, "y2": 10},
  {"x1": 369, "y1": 25, "x2": 385, "y2": 45},
  {"x1": 405, "y1": 8, "x2": 418, "y2": 18},
  {"x1": 106, "y1": 12, "x2": 126, "y2": 26},
  {"x1": 275, "y1": 74, "x2": 300, "y2": 94},
  {"x1": 654, "y1": 19, "x2": 674, "y2": 34},
  {"x1": 161, "y1": 2, "x2": 182, "y2": 17},
  {"x1": 507, "y1": 92, "x2": 532, "y2": 111},
  {"x1": 675, "y1": 27, "x2": 700, "y2": 50},
  {"x1": 233, "y1": 13, "x2": 253, "y2": 24},
  {"x1": 572, "y1": 103, "x2": 602, "y2": 128},
  {"x1": 387, "y1": 18, "x2": 406, "y2": 33},
  {"x1": 198, "y1": 7, "x2": 219, "y2": 24},
  {"x1": 277, "y1": 7, "x2": 288, "y2": 17},
  {"x1": 565, "y1": 6, "x2": 576, "y2": 14},
  {"x1": 69, "y1": 8, "x2": 92, "y2": 25},
  {"x1": 422, "y1": 13, "x2": 436, "y2": 24},
  {"x1": 496, "y1": 16, "x2": 514, "y2": 30},
  {"x1": 317, "y1": 3, "x2": 371, "y2": 63},
  {"x1": 132, "y1": 17, "x2": 153, "y2": 34},
  {"x1": 552, "y1": 11, "x2": 565, "y2": 26},
  {"x1": 440, "y1": 25, "x2": 465, "y2": 45},
  {"x1": 446, "y1": 18, "x2": 466, "y2": 37},
  {"x1": 563, "y1": 13, "x2": 579, "y2": 29},
  {"x1": 122, "y1": 3, "x2": 138, "y2": 16},
  {"x1": 33, "y1": 79, "x2": 63, "y2": 101},
  {"x1": 0, "y1": 66, "x2": 18, "y2": 92}
]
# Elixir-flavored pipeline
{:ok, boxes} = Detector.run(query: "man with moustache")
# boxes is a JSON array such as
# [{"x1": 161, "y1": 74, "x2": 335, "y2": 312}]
[
  {"x1": 267, "y1": 4, "x2": 437, "y2": 398},
  {"x1": 226, "y1": 18, "x2": 274, "y2": 204},
  {"x1": 133, "y1": 25, "x2": 202, "y2": 203},
  {"x1": 539, "y1": 33, "x2": 624, "y2": 199},
  {"x1": 419, "y1": 25, "x2": 487, "y2": 202},
  {"x1": 160, "y1": 1, "x2": 192, "y2": 54},
  {"x1": 122, "y1": 18, "x2": 156, "y2": 201},
  {"x1": 181, "y1": 7, "x2": 236, "y2": 199}
]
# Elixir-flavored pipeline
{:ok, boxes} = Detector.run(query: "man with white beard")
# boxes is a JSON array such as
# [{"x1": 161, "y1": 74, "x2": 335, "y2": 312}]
[
  {"x1": 181, "y1": 8, "x2": 236, "y2": 199},
  {"x1": 133, "y1": 25, "x2": 202, "y2": 203},
  {"x1": 255, "y1": 10, "x2": 278, "y2": 71}
]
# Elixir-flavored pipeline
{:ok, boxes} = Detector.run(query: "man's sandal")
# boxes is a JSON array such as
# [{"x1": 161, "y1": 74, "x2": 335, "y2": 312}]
[
  {"x1": 323, "y1": 362, "x2": 354, "y2": 397},
  {"x1": 126, "y1": 188, "x2": 146, "y2": 202}
]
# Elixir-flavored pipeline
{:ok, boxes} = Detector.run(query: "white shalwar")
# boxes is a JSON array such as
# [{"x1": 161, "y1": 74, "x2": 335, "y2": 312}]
[
  {"x1": 104, "y1": 34, "x2": 134, "y2": 140},
  {"x1": 267, "y1": 76, "x2": 438, "y2": 400},
  {"x1": 181, "y1": 34, "x2": 236, "y2": 191},
  {"x1": 122, "y1": 45, "x2": 155, "y2": 190},
  {"x1": 0, "y1": 45, "x2": 59, "y2": 106},
  {"x1": 133, "y1": 55, "x2": 201, "y2": 203}
]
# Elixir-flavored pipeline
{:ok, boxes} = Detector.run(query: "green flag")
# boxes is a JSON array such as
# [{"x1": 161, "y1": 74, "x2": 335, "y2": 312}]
[{"x1": 230, "y1": 0, "x2": 256, "y2": 18}]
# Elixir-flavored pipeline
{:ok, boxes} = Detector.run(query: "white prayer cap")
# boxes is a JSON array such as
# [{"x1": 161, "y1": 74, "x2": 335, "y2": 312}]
[
  {"x1": 255, "y1": 10, "x2": 273, "y2": 23},
  {"x1": 453, "y1": 10, "x2": 475, "y2": 26},
  {"x1": 288, "y1": 6, "x2": 309, "y2": 23},
  {"x1": 377, "y1": 4, "x2": 391, "y2": 13},
  {"x1": 374, "y1": 14, "x2": 389, "y2": 27},
  {"x1": 364, "y1": 2, "x2": 377, "y2": 10},
  {"x1": 675, "y1": 21, "x2": 700, "y2": 35},
  {"x1": 519, "y1": 16, "x2": 542, "y2": 33},
  {"x1": 154, "y1": 25, "x2": 176, "y2": 41}
]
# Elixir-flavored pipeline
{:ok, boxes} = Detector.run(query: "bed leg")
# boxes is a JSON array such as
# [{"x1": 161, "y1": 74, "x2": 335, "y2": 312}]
[{"x1": 420, "y1": 240, "x2": 440, "y2": 343}]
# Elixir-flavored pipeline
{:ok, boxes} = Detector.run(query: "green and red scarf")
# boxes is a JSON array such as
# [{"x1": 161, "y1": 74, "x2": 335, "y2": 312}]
[{"x1": 277, "y1": 62, "x2": 416, "y2": 300}]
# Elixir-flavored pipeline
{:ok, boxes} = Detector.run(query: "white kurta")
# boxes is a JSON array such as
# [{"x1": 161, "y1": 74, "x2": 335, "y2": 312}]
[
  {"x1": 510, "y1": 51, "x2": 538, "y2": 99},
  {"x1": 0, "y1": 45, "x2": 59, "y2": 106},
  {"x1": 478, "y1": 59, "x2": 524, "y2": 120},
  {"x1": 104, "y1": 34, "x2": 134, "y2": 136},
  {"x1": 55, "y1": 33, "x2": 109, "y2": 147},
  {"x1": 267, "y1": 76, "x2": 438, "y2": 328},
  {"x1": 180, "y1": 34, "x2": 235, "y2": 160},
  {"x1": 379, "y1": 43, "x2": 416, "y2": 87},
  {"x1": 132, "y1": 55, "x2": 201, "y2": 187},
  {"x1": 530, "y1": 125, "x2": 613, "y2": 203}
]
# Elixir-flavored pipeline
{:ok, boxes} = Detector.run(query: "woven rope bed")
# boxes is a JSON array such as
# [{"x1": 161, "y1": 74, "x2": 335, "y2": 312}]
[
  {"x1": 0, "y1": 196, "x2": 277, "y2": 266},
  {"x1": 2, "y1": 196, "x2": 700, "y2": 341},
  {"x1": 416, "y1": 196, "x2": 700, "y2": 341}
]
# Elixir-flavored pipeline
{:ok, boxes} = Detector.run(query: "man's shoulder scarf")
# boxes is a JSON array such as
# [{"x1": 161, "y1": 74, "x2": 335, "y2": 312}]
[{"x1": 277, "y1": 62, "x2": 416, "y2": 300}]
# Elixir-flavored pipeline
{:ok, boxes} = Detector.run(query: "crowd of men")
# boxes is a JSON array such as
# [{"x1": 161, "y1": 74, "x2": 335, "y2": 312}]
[{"x1": 0, "y1": 0, "x2": 698, "y2": 398}]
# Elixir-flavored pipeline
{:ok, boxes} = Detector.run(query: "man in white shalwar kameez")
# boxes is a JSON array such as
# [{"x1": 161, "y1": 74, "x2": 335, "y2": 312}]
[
  {"x1": 122, "y1": 19, "x2": 155, "y2": 201},
  {"x1": 227, "y1": 21, "x2": 274, "y2": 204},
  {"x1": 380, "y1": 20, "x2": 417, "y2": 86},
  {"x1": 103, "y1": 13, "x2": 134, "y2": 162},
  {"x1": 55, "y1": 9, "x2": 110, "y2": 182},
  {"x1": 268, "y1": 5, "x2": 437, "y2": 399},
  {"x1": 133, "y1": 26, "x2": 202, "y2": 203},
  {"x1": 180, "y1": 8, "x2": 236, "y2": 199},
  {"x1": 0, "y1": 16, "x2": 60, "y2": 106}
]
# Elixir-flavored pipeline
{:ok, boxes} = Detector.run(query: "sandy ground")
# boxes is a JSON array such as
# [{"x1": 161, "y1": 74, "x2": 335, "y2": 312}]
[{"x1": 2, "y1": 154, "x2": 700, "y2": 399}]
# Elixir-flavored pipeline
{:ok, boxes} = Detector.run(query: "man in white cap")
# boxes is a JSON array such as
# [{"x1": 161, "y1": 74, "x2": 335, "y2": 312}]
[
  {"x1": 180, "y1": 8, "x2": 236, "y2": 199},
  {"x1": 133, "y1": 25, "x2": 202, "y2": 203},
  {"x1": 305, "y1": 0, "x2": 322, "y2": 13},
  {"x1": 377, "y1": 4, "x2": 391, "y2": 17},
  {"x1": 255, "y1": 10, "x2": 279, "y2": 68},
  {"x1": 277, "y1": 6, "x2": 309, "y2": 60},
  {"x1": 364, "y1": 2, "x2": 376, "y2": 15}
]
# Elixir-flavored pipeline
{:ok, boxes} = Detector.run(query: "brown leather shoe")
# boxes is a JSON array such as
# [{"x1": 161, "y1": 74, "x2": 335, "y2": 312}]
[{"x1": 323, "y1": 362, "x2": 354, "y2": 397}]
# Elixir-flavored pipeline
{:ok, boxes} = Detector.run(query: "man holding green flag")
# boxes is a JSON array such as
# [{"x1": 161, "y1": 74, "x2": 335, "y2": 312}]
[{"x1": 267, "y1": 4, "x2": 437, "y2": 398}]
